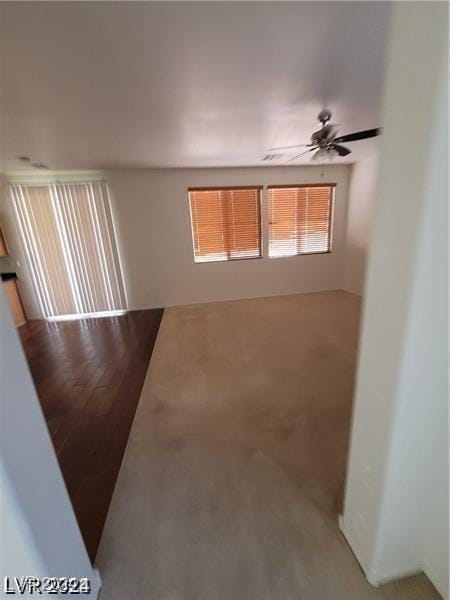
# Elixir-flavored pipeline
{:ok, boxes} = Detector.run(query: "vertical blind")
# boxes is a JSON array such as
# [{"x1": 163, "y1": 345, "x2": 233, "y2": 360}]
[
  {"x1": 268, "y1": 185, "x2": 334, "y2": 257},
  {"x1": 10, "y1": 182, "x2": 126, "y2": 318},
  {"x1": 188, "y1": 187, "x2": 262, "y2": 263}
]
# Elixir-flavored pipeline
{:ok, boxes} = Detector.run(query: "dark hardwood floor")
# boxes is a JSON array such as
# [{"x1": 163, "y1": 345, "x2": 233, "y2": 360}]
[{"x1": 19, "y1": 309, "x2": 163, "y2": 562}]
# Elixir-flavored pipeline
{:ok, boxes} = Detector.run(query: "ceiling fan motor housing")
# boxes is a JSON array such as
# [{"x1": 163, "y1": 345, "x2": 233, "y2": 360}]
[{"x1": 311, "y1": 123, "x2": 337, "y2": 146}]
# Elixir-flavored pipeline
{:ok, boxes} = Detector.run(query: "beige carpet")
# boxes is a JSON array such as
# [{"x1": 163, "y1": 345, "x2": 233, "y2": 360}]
[{"x1": 96, "y1": 291, "x2": 439, "y2": 600}]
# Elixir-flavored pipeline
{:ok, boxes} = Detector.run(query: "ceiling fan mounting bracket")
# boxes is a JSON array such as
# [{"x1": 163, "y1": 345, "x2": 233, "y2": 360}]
[{"x1": 317, "y1": 109, "x2": 332, "y2": 126}]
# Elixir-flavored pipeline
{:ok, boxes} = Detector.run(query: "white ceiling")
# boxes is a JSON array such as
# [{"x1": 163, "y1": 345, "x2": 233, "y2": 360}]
[{"x1": 1, "y1": 2, "x2": 391, "y2": 172}]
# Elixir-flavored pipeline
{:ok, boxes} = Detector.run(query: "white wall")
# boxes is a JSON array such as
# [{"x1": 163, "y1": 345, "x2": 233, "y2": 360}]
[
  {"x1": 107, "y1": 165, "x2": 350, "y2": 310},
  {"x1": 341, "y1": 2, "x2": 448, "y2": 598},
  {"x1": 0, "y1": 285, "x2": 101, "y2": 597},
  {"x1": 342, "y1": 149, "x2": 379, "y2": 295},
  {"x1": 1, "y1": 160, "x2": 375, "y2": 316}
]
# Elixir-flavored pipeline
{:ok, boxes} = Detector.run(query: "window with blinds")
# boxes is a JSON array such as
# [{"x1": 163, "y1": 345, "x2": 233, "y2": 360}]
[
  {"x1": 188, "y1": 187, "x2": 262, "y2": 263},
  {"x1": 268, "y1": 185, "x2": 334, "y2": 258},
  {"x1": 10, "y1": 181, "x2": 126, "y2": 319}
]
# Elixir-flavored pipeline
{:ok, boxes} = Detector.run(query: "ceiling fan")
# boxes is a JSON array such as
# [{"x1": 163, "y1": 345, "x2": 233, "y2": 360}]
[{"x1": 269, "y1": 109, "x2": 381, "y2": 162}]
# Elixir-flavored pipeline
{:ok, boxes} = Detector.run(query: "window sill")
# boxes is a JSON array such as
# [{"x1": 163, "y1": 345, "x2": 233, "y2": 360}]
[
  {"x1": 268, "y1": 250, "x2": 332, "y2": 259},
  {"x1": 194, "y1": 255, "x2": 263, "y2": 264}
]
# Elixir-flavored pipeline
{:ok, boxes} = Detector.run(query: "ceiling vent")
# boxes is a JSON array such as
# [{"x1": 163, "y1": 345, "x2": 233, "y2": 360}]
[{"x1": 262, "y1": 153, "x2": 283, "y2": 161}]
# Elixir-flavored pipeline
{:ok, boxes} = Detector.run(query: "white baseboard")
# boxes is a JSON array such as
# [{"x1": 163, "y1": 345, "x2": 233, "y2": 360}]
[
  {"x1": 365, "y1": 566, "x2": 422, "y2": 588},
  {"x1": 338, "y1": 514, "x2": 422, "y2": 589}
]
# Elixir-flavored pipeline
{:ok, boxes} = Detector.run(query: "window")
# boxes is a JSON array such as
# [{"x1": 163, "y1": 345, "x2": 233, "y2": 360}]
[
  {"x1": 268, "y1": 185, "x2": 334, "y2": 258},
  {"x1": 10, "y1": 181, "x2": 126, "y2": 319},
  {"x1": 188, "y1": 187, "x2": 262, "y2": 263}
]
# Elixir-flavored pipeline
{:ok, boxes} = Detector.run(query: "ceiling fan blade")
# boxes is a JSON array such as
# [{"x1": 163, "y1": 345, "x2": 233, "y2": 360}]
[
  {"x1": 334, "y1": 128, "x2": 381, "y2": 143},
  {"x1": 332, "y1": 144, "x2": 352, "y2": 156},
  {"x1": 287, "y1": 147, "x2": 317, "y2": 162},
  {"x1": 268, "y1": 143, "x2": 311, "y2": 151}
]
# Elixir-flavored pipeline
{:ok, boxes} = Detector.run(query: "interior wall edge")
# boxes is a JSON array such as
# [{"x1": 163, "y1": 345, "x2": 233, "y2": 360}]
[
  {"x1": 342, "y1": 2, "x2": 448, "y2": 598},
  {"x1": 0, "y1": 287, "x2": 100, "y2": 597},
  {"x1": 341, "y1": 150, "x2": 380, "y2": 297},
  {"x1": 340, "y1": 513, "x2": 423, "y2": 589}
]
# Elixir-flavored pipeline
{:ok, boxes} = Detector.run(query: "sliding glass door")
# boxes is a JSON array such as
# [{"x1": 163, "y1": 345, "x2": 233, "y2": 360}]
[{"x1": 10, "y1": 181, "x2": 126, "y2": 319}]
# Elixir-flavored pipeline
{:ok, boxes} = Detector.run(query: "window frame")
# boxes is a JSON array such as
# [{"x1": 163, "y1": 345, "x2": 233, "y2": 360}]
[
  {"x1": 188, "y1": 186, "x2": 263, "y2": 264},
  {"x1": 267, "y1": 183, "x2": 336, "y2": 259}
]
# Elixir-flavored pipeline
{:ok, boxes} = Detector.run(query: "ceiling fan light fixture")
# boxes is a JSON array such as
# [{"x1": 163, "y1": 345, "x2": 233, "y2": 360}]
[{"x1": 312, "y1": 148, "x2": 332, "y2": 162}]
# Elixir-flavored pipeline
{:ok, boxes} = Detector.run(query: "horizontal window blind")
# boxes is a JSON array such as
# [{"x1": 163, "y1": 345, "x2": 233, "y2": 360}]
[
  {"x1": 10, "y1": 181, "x2": 126, "y2": 318},
  {"x1": 268, "y1": 185, "x2": 334, "y2": 258},
  {"x1": 188, "y1": 187, "x2": 262, "y2": 263}
]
